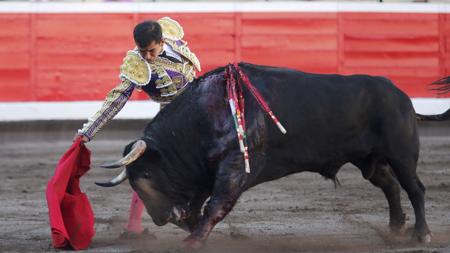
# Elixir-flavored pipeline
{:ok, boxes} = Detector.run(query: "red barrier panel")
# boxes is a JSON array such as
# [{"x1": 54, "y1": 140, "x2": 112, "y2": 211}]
[
  {"x1": 0, "y1": 14, "x2": 32, "y2": 101},
  {"x1": 1, "y1": 10, "x2": 450, "y2": 102},
  {"x1": 340, "y1": 12, "x2": 441, "y2": 97},
  {"x1": 241, "y1": 13, "x2": 338, "y2": 73}
]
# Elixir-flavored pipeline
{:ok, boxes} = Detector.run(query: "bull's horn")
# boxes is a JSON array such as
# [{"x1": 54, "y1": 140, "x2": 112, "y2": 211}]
[
  {"x1": 100, "y1": 140, "x2": 147, "y2": 169},
  {"x1": 95, "y1": 168, "x2": 127, "y2": 187}
]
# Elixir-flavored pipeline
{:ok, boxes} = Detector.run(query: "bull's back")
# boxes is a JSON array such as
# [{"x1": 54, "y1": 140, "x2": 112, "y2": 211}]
[{"x1": 241, "y1": 63, "x2": 418, "y2": 184}]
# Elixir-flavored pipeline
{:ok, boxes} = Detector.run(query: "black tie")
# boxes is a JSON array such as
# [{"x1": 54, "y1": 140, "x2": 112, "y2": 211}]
[{"x1": 160, "y1": 51, "x2": 182, "y2": 63}]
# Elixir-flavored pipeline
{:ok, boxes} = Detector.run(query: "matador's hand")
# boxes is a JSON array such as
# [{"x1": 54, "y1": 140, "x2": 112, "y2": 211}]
[{"x1": 73, "y1": 133, "x2": 89, "y2": 143}]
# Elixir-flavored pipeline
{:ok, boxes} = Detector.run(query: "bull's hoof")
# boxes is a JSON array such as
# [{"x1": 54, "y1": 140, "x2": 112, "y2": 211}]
[
  {"x1": 415, "y1": 232, "x2": 432, "y2": 243},
  {"x1": 421, "y1": 234, "x2": 432, "y2": 243},
  {"x1": 183, "y1": 236, "x2": 204, "y2": 251},
  {"x1": 412, "y1": 230, "x2": 432, "y2": 243}
]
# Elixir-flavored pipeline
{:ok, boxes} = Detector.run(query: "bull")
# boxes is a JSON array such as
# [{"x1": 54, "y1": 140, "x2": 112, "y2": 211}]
[{"x1": 96, "y1": 62, "x2": 450, "y2": 249}]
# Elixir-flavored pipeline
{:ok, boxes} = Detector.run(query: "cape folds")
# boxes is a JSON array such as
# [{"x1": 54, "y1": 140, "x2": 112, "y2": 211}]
[{"x1": 45, "y1": 137, "x2": 95, "y2": 250}]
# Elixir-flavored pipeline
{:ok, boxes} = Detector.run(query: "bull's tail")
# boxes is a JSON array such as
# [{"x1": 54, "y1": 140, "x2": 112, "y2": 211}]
[
  {"x1": 430, "y1": 76, "x2": 450, "y2": 94},
  {"x1": 416, "y1": 77, "x2": 450, "y2": 121}
]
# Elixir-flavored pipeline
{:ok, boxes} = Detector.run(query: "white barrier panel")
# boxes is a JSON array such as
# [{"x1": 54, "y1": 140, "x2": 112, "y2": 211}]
[
  {"x1": 0, "y1": 2, "x2": 449, "y2": 14},
  {"x1": 0, "y1": 99, "x2": 448, "y2": 121},
  {"x1": 0, "y1": 101, "x2": 160, "y2": 121}
]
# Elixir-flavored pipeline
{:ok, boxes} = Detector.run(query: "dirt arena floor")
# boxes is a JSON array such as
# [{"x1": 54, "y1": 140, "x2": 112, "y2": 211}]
[{"x1": 1, "y1": 120, "x2": 449, "y2": 253}]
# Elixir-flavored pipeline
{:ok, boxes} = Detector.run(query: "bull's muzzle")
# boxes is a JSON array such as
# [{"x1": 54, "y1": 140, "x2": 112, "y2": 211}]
[{"x1": 95, "y1": 140, "x2": 147, "y2": 187}]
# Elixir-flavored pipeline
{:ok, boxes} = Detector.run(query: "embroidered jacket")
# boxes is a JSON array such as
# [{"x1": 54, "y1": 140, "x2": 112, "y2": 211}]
[{"x1": 79, "y1": 17, "x2": 201, "y2": 140}]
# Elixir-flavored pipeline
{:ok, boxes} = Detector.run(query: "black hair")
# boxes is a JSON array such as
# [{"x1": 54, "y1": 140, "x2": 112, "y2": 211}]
[{"x1": 133, "y1": 20, "x2": 163, "y2": 48}]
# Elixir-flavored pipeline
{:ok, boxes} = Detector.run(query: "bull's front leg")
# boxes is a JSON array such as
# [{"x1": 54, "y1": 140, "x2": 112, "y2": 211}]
[{"x1": 183, "y1": 157, "x2": 247, "y2": 250}]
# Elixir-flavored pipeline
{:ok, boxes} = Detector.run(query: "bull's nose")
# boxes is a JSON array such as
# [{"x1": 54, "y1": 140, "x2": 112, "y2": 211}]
[
  {"x1": 152, "y1": 213, "x2": 172, "y2": 226},
  {"x1": 153, "y1": 218, "x2": 169, "y2": 226}
]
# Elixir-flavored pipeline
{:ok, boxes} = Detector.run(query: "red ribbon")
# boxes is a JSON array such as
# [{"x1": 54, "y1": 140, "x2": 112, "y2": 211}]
[{"x1": 225, "y1": 63, "x2": 286, "y2": 172}]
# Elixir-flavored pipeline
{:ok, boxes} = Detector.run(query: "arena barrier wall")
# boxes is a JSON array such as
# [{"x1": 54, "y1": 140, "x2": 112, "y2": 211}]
[{"x1": 1, "y1": 2, "x2": 450, "y2": 120}]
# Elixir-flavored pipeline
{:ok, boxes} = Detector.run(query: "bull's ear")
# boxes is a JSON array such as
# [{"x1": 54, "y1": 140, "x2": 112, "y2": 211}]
[
  {"x1": 144, "y1": 146, "x2": 162, "y2": 163},
  {"x1": 140, "y1": 138, "x2": 162, "y2": 160},
  {"x1": 122, "y1": 140, "x2": 137, "y2": 157}
]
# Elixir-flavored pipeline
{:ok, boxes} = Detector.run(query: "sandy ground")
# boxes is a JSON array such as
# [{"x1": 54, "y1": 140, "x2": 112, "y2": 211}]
[{"x1": 0, "y1": 120, "x2": 449, "y2": 253}]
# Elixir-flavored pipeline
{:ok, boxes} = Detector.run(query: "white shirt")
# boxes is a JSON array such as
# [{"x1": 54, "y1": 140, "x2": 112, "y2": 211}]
[{"x1": 162, "y1": 43, "x2": 182, "y2": 62}]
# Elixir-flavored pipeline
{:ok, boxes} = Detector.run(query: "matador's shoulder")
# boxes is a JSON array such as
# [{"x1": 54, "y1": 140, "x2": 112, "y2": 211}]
[
  {"x1": 158, "y1": 17, "x2": 201, "y2": 72},
  {"x1": 158, "y1": 17, "x2": 184, "y2": 41},
  {"x1": 119, "y1": 50, "x2": 151, "y2": 86}
]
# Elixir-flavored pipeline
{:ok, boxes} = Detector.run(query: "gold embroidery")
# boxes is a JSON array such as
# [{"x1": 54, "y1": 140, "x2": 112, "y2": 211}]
[
  {"x1": 141, "y1": 17, "x2": 201, "y2": 100},
  {"x1": 165, "y1": 39, "x2": 201, "y2": 72},
  {"x1": 160, "y1": 85, "x2": 178, "y2": 97},
  {"x1": 183, "y1": 64, "x2": 195, "y2": 83},
  {"x1": 172, "y1": 76, "x2": 183, "y2": 87},
  {"x1": 158, "y1": 17, "x2": 184, "y2": 41},
  {"x1": 119, "y1": 51, "x2": 151, "y2": 86},
  {"x1": 152, "y1": 57, "x2": 183, "y2": 72}
]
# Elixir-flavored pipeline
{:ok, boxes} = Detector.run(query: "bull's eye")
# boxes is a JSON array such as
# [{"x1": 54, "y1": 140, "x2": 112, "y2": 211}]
[{"x1": 143, "y1": 172, "x2": 151, "y2": 178}]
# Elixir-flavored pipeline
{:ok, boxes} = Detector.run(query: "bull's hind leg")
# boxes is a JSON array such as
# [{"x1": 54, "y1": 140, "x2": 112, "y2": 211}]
[
  {"x1": 183, "y1": 153, "x2": 246, "y2": 249},
  {"x1": 353, "y1": 158, "x2": 406, "y2": 233},
  {"x1": 388, "y1": 158, "x2": 431, "y2": 243}
]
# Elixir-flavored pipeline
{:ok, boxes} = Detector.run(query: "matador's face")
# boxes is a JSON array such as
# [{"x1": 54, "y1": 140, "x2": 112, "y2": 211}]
[{"x1": 138, "y1": 39, "x2": 164, "y2": 63}]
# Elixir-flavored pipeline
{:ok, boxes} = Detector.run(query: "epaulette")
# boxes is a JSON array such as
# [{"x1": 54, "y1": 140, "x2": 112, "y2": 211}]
[
  {"x1": 158, "y1": 17, "x2": 184, "y2": 41},
  {"x1": 157, "y1": 17, "x2": 201, "y2": 72},
  {"x1": 119, "y1": 50, "x2": 151, "y2": 86},
  {"x1": 164, "y1": 39, "x2": 201, "y2": 72}
]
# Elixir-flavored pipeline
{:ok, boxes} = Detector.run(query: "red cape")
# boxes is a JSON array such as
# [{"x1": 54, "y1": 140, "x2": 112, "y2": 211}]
[{"x1": 46, "y1": 138, "x2": 95, "y2": 250}]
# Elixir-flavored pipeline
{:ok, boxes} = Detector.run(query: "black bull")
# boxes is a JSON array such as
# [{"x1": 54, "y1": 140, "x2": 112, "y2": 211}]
[{"x1": 97, "y1": 62, "x2": 450, "y2": 249}]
